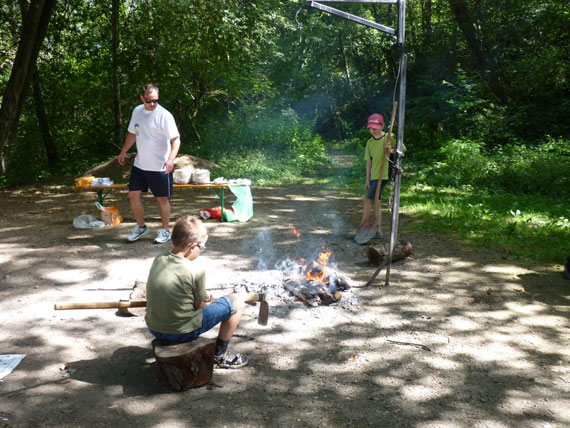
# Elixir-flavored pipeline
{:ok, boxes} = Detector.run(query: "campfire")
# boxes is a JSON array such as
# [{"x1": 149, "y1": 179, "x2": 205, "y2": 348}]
[
  {"x1": 282, "y1": 246, "x2": 352, "y2": 307},
  {"x1": 229, "y1": 227, "x2": 355, "y2": 307}
]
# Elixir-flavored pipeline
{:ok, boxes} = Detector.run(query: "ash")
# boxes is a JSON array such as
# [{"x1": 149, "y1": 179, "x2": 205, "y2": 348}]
[{"x1": 225, "y1": 265, "x2": 359, "y2": 308}]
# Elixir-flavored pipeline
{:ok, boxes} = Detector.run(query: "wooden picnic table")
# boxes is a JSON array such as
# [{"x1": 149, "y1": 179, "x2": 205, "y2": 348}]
[{"x1": 75, "y1": 182, "x2": 239, "y2": 222}]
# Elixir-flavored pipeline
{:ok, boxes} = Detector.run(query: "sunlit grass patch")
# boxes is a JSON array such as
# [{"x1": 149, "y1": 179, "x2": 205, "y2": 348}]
[{"x1": 400, "y1": 182, "x2": 570, "y2": 265}]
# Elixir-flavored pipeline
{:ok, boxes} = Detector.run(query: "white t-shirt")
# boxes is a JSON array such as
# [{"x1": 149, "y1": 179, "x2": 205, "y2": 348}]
[{"x1": 127, "y1": 104, "x2": 180, "y2": 171}]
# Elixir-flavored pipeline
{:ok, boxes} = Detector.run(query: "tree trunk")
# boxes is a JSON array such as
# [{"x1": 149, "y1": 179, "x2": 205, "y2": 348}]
[
  {"x1": 421, "y1": 0, "x2": 432, "y2": 43},
  {"x1": 32, "y1": 67, "x2": 58, "y2": 164},
  {"x1": 0, "y1": 0, "x2": 57, "y2": 157},
  {"x1": 188, "y1": 116, "x2": 202, "y2": 147},
  {"x1": 147, "y1": 0, "x2": 157, "y2": 82},
  {"x1": 448, "y1": 0, "x2": 505, "y2": 102},
  {"x1": 111, "y1": 0, "x2": 123, "y2": 149},
  {"x1": 338, "y1": 32, "x2": 354, "y2": 96}
]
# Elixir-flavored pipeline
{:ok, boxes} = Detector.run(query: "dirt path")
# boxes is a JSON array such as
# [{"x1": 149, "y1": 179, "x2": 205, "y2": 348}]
[{"x1": 0, "y1": 175, "x2": 569, "y2": 427}]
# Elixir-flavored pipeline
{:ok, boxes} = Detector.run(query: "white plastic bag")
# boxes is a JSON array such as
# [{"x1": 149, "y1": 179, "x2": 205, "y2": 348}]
[{"x1": 73, "y1": 214, "x2": 106, "y2": 229}]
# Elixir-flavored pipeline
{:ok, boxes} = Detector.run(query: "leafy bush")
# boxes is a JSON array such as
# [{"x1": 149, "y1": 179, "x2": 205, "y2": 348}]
[
  {"x1": 409, "y1": 135, "x2": 570, "y2": 199},
  {"x1": 487, "y1": 137, "x2": 570, "y2": 197},
  {"x1": 438, "y1": 139, "x2": 489, "y2": 185}
]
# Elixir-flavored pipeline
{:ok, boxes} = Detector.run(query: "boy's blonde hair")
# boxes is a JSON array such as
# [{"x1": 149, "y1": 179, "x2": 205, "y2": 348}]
[{"x1": 172, "y1": 215, "x2": 208, "y2": 250}]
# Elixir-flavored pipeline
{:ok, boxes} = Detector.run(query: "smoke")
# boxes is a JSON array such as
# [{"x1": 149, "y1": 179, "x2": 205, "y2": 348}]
[{"x1": 245, "y1": 229, "x2": 276, "y2": 271}]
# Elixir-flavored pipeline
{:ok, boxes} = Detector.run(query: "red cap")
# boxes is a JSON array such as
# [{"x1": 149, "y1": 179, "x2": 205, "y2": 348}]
[{"x1": 367, "y1": 113, "x2": 384, "y2": 130}]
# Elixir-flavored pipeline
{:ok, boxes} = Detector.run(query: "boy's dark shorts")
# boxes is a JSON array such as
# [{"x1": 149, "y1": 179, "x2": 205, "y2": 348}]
[
  {"x1": 148, "y1": 296, "x2": 235, "y2": 344},
  {"x1": 129, "y1": 166, "x2": 173, "y2": 197},
  {"x1": 365, "y1": 179, "x2": 389, "y2": 201}
]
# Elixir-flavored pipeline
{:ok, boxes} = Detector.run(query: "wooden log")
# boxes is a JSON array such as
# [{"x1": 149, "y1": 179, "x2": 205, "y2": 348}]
[
  {"x1": 118, "y1": 280, "x2": 147, "y2": 316},
  {"x1": 307, "y1": 280, "x2": 340, "y2": 305},
  {"x1": 283, "y1": 279, "x2": 321, "y2": 306},
  {"x1": 152, "y1": 337, "x2": 215, "y2": 391},
  {"x1": 367, "y1": 240, "x2": 413, "y2": 266},
  {"x1": 304, "y1": 261, "x2": 353, "y2": 290}
]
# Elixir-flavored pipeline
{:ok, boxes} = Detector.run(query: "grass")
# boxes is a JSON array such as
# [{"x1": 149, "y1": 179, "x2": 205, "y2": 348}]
[
  {"x1": 312, "y1": 144, "x2": 570, "y2": 268},
  {"x1": 400, "y1": 182, "x2": 570, "y2": 266}
]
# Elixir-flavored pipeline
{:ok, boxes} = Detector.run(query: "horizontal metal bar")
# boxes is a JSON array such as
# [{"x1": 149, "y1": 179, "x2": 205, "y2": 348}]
[
  {"x1": 309, "y1": 0, "x2": 398, "y2": 3},
  {"x1": 310, "y1": 1, "x2": 396, "y2": 35}
]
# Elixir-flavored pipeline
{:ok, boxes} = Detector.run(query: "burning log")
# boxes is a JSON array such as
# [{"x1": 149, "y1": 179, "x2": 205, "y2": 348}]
[
  {"x1": 367, "y1": 240, "x2": 412, "y2": 266},
  {"x1": 283, "y1": 279, "x2": 321, "y2": 306},
  {"x1": 304, "y1": 261, "x2": 352, "y2": 291},
  {"x1": 282, "y1": 247, "x2": 352, "y2": 306},
  {"x1": 308, "y1": 280, "x2": 339, "y2": 305},
  {"x1": 283, "y1": 278, "x2": 342, "y2": 306}
]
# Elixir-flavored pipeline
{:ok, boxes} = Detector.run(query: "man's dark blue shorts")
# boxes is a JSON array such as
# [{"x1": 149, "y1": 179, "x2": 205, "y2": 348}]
[
  {"x1": 129, "y1": 166, "x2": 173, "y2": 197},
  {"x1": 365, "y1": 179, "x2": 389, "y2": 200}
]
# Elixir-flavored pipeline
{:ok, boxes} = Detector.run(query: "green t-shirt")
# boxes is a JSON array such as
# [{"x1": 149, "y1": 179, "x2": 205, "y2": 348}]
[
  {"x1": 144, "y1": 252, "x2": 209, "y2": 334},
  {"x1": 364, "y1": 133, "x2": 399, "y2": 181}
]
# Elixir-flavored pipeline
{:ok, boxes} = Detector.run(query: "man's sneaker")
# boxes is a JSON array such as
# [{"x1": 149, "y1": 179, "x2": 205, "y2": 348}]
[
  {"x1": 154, "y1": 229, "x2": 171, "y2": 244},
  {"x1": 214, "y1": 351, "x2": 248, "y2": 369},
  {"x1": 127, "y1": 225, "x2": 149, "y2": 242}
]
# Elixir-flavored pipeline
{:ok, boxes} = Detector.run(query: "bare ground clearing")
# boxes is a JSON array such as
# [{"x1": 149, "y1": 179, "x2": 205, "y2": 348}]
[{"x1": 0, "y1": 178, "x2": 569, "y2": 428}]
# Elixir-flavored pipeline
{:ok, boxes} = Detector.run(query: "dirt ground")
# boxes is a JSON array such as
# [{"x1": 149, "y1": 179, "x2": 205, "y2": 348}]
[{"x1": 0, "y1": 166, "x2": 569, "y2": 427}]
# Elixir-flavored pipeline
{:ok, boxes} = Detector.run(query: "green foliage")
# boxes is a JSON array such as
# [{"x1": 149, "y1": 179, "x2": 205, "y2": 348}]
[
  {"x1": 401, "y1": 181, "x2": 570, "y2": 265},
  {"x1": 409, "y1": 134, "x2": 570, "y2": 199},
  {"x1": 196, "y1": 106, "x2": 327, "y2": 185},
  {"x1": 486, "y1": 137, "x2": 570, "y2": 196},
  {"x1": 438, "y1": 138, "x2": 489, "y2": 184}
]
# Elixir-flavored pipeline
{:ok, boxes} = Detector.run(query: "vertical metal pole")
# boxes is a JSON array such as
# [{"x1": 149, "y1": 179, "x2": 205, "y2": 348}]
[
  {"x1": 385, "y1": 0, "x2": 406, "y2": 287},
  {"x1": 397, "y1": 0, "x2": 406, "y2": 45}
]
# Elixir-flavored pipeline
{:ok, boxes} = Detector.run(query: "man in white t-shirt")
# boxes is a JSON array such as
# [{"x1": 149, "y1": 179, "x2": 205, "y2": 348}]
[{"x1": 118, "y1": 84, "x2": 181, "y2": 244}]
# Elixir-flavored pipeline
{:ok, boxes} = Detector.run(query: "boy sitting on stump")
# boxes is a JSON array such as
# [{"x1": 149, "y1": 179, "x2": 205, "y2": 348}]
[{"x1": 145, "y1": 215, "x2": 248, "y2": 368}]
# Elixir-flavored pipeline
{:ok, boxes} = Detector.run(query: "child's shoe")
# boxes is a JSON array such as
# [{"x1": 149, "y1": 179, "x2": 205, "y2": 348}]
[{"x1": 214, "y1": 351, "x2": 248, "y2": 369}]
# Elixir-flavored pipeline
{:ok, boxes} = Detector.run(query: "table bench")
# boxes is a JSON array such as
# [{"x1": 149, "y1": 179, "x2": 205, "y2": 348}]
[{"x1": 75, "y1": 183, "x2": 238, "y2": 222}]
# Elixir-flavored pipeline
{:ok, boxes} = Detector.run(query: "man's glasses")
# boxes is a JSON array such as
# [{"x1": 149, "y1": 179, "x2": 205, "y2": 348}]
[
  {"x1": 196, "y1": 243, "x2": 206, "y2": 252},
  {"x1": 144, "y1": 98, "x2": 159, "y2": 104}
]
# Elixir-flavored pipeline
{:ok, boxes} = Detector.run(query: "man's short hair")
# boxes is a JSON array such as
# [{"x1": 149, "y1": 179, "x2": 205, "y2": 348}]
[
  {"x1": 172, "y1": 216, "x2": 207, "y2": 250},
  {"x1": 141, "y1": 84, "x2": 159, "y2": 96}
]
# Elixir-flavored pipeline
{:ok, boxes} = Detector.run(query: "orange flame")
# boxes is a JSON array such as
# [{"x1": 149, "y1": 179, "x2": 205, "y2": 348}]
[
  {"x1": 290, "y1": 226, "x2": 301, "y2": 238},
  {"x1": 317, "y1": 249, "x2": 331, "y2": 266},
  {"x1": 305, "y1": 248, "x2": 332, "y2": 283}
]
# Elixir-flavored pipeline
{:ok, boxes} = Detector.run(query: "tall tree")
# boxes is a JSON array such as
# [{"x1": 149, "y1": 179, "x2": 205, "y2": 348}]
[
  {"x1": 448, "y1": 0, "x2": 505, "y2": 101},
  {"x1": 32, "y1": 67, "x2": 58, "y2": 163},
  {"x1": 0, "y1": 0, "x2": 57, "y2": 157},
  {"x1": 111, "y1": 0, "x2": 122, "y2": 148}
]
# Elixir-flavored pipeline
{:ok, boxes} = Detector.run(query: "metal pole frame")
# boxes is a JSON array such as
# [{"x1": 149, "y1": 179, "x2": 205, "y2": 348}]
[{"x1": 307, "y1": 0, "x2": 407, "y2": 287}]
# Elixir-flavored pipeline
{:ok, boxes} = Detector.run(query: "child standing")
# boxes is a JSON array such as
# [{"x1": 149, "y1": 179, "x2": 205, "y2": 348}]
[
  {"x1": 145, "y1": 215, "x2": 248, "y2": 368},
  {"x1": 361, "y1": 113, "x2": 402, "y2": 233}
]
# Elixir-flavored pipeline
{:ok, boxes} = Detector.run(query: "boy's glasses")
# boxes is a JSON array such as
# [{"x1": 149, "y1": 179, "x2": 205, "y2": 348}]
[{"x1": 144, "y1": 98, "x2": 159, "y2": 104}]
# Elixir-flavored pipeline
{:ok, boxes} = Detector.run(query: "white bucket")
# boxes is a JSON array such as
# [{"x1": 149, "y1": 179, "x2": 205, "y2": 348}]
[
  {"x1": 192, "y1": 169, "x2": 210, "y2": 183},
  {"x1": 173, "y1": 168, "x2": 192, "y2": 184}
]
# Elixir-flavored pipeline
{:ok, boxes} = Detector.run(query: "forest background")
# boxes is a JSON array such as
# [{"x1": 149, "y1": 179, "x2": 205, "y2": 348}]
[{"x1": 0, "y1": 0, "x2": 569, "y2": 267}]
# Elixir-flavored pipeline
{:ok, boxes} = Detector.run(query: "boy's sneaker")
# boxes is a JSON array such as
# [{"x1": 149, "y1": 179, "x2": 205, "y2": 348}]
[
  {"x1": 214, "y1": 351, "x2": 248, "y2": 369},
  {"x1": 154, "y1": 229, "x2": 171, "y2": 244},
  {"x1": 127, "y1": 225, "x2": 149, "y2": 242}
]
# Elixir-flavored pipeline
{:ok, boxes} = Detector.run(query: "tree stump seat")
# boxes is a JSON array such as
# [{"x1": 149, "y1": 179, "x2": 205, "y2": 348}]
[{"x1": 152, "y1": 337, "x2": 215, "y2": 391}]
